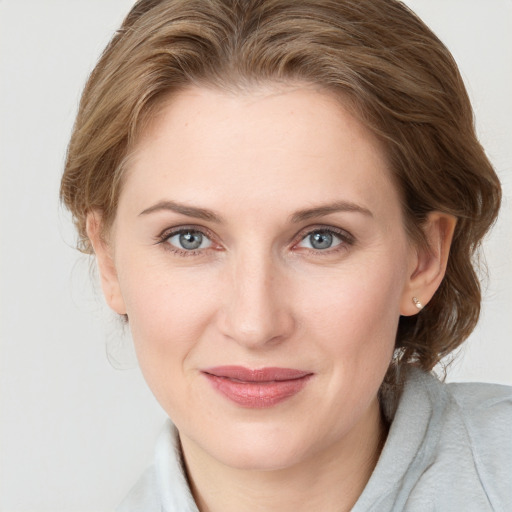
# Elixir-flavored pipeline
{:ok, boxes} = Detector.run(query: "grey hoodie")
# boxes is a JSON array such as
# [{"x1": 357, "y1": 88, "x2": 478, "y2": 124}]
[{"x1": 117, "y1": 368, "x2": 512, "y2": 511}]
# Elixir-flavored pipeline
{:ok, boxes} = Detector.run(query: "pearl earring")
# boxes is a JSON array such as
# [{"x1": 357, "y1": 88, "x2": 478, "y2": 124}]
[{"x1": 412, "y1": 297, "x2": 423, "y2": 310}]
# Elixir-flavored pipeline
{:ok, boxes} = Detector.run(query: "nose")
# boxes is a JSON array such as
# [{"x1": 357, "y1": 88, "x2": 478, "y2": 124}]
[{"x1": 217, "y1": 250, "x2": 295, "y2": 349}]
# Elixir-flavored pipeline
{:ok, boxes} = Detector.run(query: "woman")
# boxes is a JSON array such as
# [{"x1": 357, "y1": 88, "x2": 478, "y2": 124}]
[{"x1": 60, "y1": 0, "x2": 511, "y2": 510}]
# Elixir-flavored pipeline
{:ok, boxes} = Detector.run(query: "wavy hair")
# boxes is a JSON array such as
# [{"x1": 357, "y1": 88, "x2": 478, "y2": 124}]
[{"x1": 61, "y1": 0, "x2": 502, "y2": 384}]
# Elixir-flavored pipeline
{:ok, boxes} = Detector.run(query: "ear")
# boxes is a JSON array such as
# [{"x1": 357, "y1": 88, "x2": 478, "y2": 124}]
[
  {"x1": 400, "y1": 212, "x2": 457, "y2": 316},
  {"x1": 86, "y1": 212, "x2": 127, "y2": 315}
]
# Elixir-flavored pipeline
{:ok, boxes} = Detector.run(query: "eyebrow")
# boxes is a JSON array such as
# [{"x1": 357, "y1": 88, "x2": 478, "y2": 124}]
[
  {"x1": 138, "y1": 200, "x2": 223, "y2": 223},
  {"x1": 290, "y1": 201, "x2": 373, "y2": 223},
  {"x1": 138, "y1": 199, "x2": 372, "y2": 223}
]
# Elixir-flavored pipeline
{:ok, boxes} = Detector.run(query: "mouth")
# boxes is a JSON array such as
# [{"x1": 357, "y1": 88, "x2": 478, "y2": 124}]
[{"x1": 201, "y1": 366, "x2": 313, "y2": 408}]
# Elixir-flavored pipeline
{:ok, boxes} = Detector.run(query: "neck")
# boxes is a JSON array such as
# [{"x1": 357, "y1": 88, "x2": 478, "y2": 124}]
[{"x1": 180, "y1": 397, "x2": 387, "y2": 512}]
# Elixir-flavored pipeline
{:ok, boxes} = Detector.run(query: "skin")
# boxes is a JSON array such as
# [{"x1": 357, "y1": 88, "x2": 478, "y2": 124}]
[{"x1": 88, "y1": 85, "x2": 455, "y2": 512}]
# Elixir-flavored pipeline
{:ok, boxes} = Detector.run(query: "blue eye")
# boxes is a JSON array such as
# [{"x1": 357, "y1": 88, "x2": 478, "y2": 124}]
[
  {"x1": 167, "y1": 230, "x2": 212, "y2": 251},
  {"x1": 298, "y1": 230, "x2": 344, "y2": 250}
]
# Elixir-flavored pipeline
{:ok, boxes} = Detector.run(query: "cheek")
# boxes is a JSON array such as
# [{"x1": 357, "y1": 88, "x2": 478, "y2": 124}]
[
  {"x1": 117, "y1": 263, "x2": 223, "y2": 418},
  {"x1": 117, "y1": 259, "x2": 219, "y2": 367},
  {"x1": 300, "y1": 252, "x2": 406, "y2": 360}
]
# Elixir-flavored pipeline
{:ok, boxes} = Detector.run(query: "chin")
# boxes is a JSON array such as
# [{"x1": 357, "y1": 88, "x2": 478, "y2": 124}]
[
  {"x1": 216, "y1": 445, "x2": 306, "y2": 472},
  {"x1": 202, "y1": 423, "x2": 316, "y2": 471}
]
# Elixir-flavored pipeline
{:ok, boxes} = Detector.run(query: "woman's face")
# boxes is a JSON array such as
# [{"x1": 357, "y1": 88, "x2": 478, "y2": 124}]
[{"x1": 103, "y1": 85, "x2": 419, "y2": 470}]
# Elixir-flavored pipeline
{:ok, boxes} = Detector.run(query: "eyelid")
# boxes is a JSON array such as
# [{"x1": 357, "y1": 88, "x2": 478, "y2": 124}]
[{"x1": 156, "y1": 224, "x2": 216, "y2": 242}]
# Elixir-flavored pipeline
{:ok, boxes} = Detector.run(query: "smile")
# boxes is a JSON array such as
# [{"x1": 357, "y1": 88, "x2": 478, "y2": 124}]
[{"x1": 202, "y1": 366, "x2": 313, "y2": 408}]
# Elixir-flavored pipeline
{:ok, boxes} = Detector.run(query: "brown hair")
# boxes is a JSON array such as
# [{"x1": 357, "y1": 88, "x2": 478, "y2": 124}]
[{"x1": 60, "y1": 0, "x2": 501, "y2": 381}]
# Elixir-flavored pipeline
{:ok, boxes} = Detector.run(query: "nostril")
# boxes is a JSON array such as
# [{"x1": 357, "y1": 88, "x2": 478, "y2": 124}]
[{"x1": 218, "y1": 305, "x2": 295, "y2": 348}]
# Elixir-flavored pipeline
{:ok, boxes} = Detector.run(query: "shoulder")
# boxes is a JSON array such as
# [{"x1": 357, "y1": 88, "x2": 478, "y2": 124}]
[
  {"x1": 353, "y1": 371, "x2": 511, "y2": 511},
  {"x1": 446, "y1": 378, "x2": 512, "y2": 441},
  {"x1": 116, "y1": 420, "x2": 199, "y2": 512},
  {"x1": 396, "y1": 370, "x2": 512, "y2": 510},
  {"x1": 443, "y1": 379, "x2": 512, "y2": 508},
  {"x1": 445, "y1": 379, "x2": 512, "y2": 446},
  {"x1": 406, "y1": 367, "x2": 512, "y2": 426},
  {"x1": 447, "y1": 379, "x2": 512, "y2": 410},
  {"x1": 116, "y1": 465, "x2": 160, "y2": 512}
]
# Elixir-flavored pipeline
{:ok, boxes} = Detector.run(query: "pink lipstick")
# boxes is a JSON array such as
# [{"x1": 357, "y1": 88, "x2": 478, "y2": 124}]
[{"x1": 202, "y1": 366, "x2": 313, "y2": 408}]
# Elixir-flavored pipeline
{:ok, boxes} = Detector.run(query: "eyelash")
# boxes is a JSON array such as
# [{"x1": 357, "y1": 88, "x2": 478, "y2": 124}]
[{"x1": 155, "y1": 225, "x2": 355, "y2": 257}]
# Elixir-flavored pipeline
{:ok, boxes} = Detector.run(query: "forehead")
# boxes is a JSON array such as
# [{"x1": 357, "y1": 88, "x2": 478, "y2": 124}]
[{"x1": 121, "y1": 85, "x2": 401, "y2": 222}]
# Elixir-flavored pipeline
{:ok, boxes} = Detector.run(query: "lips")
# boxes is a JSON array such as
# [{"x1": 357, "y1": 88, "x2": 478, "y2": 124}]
[{"x1": 202, "y1": 366, "x2": 313, "y2": 408}]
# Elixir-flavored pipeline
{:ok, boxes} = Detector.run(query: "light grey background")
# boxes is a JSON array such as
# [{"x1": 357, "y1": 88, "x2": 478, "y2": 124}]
[{"x1": 1, "y1": 1, "x2": 511, "y2": 510}]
